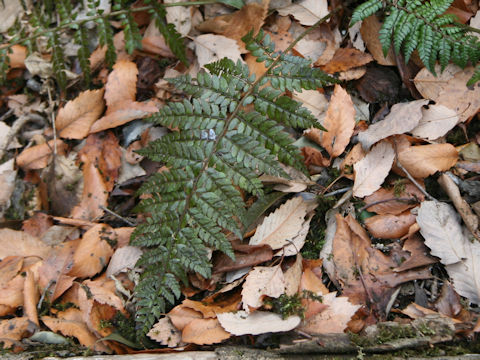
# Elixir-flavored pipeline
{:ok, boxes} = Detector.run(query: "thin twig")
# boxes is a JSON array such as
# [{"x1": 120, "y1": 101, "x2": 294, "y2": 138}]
[
  {"x1": 323, "y1": 186, "x2": 352, "y2": 198},
  {"x1": 99, "y1": 205, "x2": 136, "y2": 226}
]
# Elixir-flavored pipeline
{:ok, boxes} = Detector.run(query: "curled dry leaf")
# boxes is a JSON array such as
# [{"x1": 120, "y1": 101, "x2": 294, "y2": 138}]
[
  {"x1": 89, "y1": 60, "x2": 157, "y2": 133},
  {"x1": 249, "y1": 196, "x2": 317, "y2": 251},
  {"x1": 353, "y1": 140, "x2": 395, "y2": 198},
  {"x1": 299, "y1": 292, "x2": 361, "y2": 335},
  {"x1": 0, "y1": 228, "x2": 51, "y2": 260},
  {"x1": 16, "y1": 140, "x2": 67, "y2": 170},
  {"x1": 23, "y1": 270, "x2": 39, "y2": 326},
  {"x1": 357, "y1": 100, "x2": 429, "y2": 150},
  {"x1": 277, "y1": 0, "x2": 329, "y2": 26},
  {"x1": 55, "y1": 89, "x2": 105, "y2": 139},
  {"x1": 394, "y1": 234, "x2": 437, "y2": 272},
  {"x1": 410, "y1": 104, "x2": 459, "y2": 140},
  {"x1": 417, "y1": 201, "x2": 480, "y2": 304},
  {"x1": 217, "y1": 311, "x2": 301, "y2": 336},
  {"x1": 321, "y1": 48, "x2": 373, "y2": 74},
  {"x1": 148, "y1": 317, "x2": 182, "y2": 347},
  {"x1": 241, "y1": 265, "x2": 285, "y2": 312},
  {"x1": 182, "y1": 318, "x2": 231, "y2": 345},
  {"x1": 68, "y1": 224, "x2": 115, "y2": 278},
  {"x1": 414, "y1": 64, "x2": 480, "y2": 123},
  {"x1": 364, "y1": 210, "x2": 416, "y2": 239},
  {"x1": 168, "y1": 305, "x2": 202, "y2": 331},
  {"x1": 196, "y1": 2, "x2": 268, "y2": 52},
  {"x1": 397, "y1": 143, "x2": 458, "y2": 178}
]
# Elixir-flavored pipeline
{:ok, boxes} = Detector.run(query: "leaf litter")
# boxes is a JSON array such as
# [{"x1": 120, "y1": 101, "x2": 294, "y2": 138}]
[{"x1": 0, "y1": 0, "x2": 479, "y2": 356}]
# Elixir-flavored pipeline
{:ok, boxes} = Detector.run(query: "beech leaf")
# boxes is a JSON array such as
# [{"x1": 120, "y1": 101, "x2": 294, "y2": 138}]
[{"x1": 217, "y1": 311, "x2": 301, "y2": 335}]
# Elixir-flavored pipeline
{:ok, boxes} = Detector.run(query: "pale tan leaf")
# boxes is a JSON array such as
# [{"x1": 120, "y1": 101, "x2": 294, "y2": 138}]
[
  {"x1": 104, "y1": 60, "x2": 137, "y2": 108},
  {"x1": 283, "y1": 254, "x2": 303, "y2": 296},
  {"x1": 364, "y1": 211, "x2": 416, "y2": 239},
  {"x1": 417, "y1": 201, "x2": 480, "y2": 304},
  {"x1": 168, "y1": 305, "x2": 202, "y2": 331},
  {"x1": 0, "y1": 229, "x2": 50, "y2": 260},
  {"x1": 249, "y1": 197, "x2": 316, "y2": 249},
  {"x1": 320, "y1": 84, "x2": 356, "y2": 157},
  {"x1": 23, "y1": 270, "x2": 39, "y2": 326},
  {"x1": 106, "y1": 246, "x2": 143, "y2": 277},
  {"x1": 56, "y1": 89, "x2": 105, "y2": 139},
  {"x1": 274, "y1": 212, "x2": 315, "y2": 257},
  {"x1": 353, "y1": 140, "x2": 395, "y2": 197},
  {"x1": 217, "y1": 311, "x2": 301, "y2": 335},
  {"x1": 410, "y1": 104, "x2": 459, "y2": 140},
  {"x1": 0, "y1": 159, "x2": 17, "y2": 220},
  {"x1": 242, "y1": 265, "x2": 285, "y2": 312},
  {"x1": 0, "y1": 317, "x2": 33, "y2": 348},
  {"x1": 357, "y1": 100, "x2": 429, "y2": 150},
  {"x1": 194, "y1": 34, "x2": 243, "y2": 69},
  {"x1": 299, "y1": 292, "x2": 361, "y2": 334},
  {"x1": 397, "y1": 143, "x2": 458, "y2": 178},
  {"x1": 277, "y1": 0, "x2": 329, "y2": 26},
  {"x1": 414, "y1": 65, "x2": 480, "y2": 123},
  {"x1": 293, "y1": 90, "x2": 328, "y2": 122},
  {"x1": 182, "y1": 318, "x2": 230, "y2": 345},
  {"x1": 148, "y1": 317, "x2": 183, "y2": 347},
  {"x1": 165, "y1": 0, "x2": 192, "y2": 36}
]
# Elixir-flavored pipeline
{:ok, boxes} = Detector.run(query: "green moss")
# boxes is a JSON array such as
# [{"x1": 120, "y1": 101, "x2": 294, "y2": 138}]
[{"x1": 302, "y1": 197, "x2": 335, "y2": 259}]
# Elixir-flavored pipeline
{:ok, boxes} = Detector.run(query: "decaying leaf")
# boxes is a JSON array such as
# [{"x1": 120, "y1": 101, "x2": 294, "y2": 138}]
[
  {"x1": 217, "y1": 311, "x2": 301, "y2": 335},
  {"x1": 194, "y1": 34, "x2": 243, "y2": 69},
  {"x1": 353, "y1": 140, "x2": 395, "y2": 198},
  {"x1": 148, "y1": 317, "x2": 183, "y2": 347},
  {"x1": 299, "y1": 292, "x2": 361, "y2": 334},
  {"x1": 417, "y1": 201, "x2": 480, "y2": 304},
  {"x1": 181, "y1": 318, "x2": 230, "y2": 345},
  {"x1": 55, "y1": 89, "x2": 105, "y2": 139},
  {"x1": 242, "y1": 265, "x2": 285, "y2": 312},
  {"x1": 277, "y1": 0, "x2": 329, "y2": 26},
  {"x1": 16, "y1": 140, "x2": 67, "y2": 170},
  {"x1": 364, "y1": 211, "x2": 417, "y2": 239},
  {"x1": 360, "y1": 15, "x2": 396, "y2": 66},
  {"x1": 0, "y1": 317, "x2": 33, "y2": 348},
  {"x1": 357, "y1": 100, "x2": 429, "y2": 150},
  {"x1": 249, "y1": 196, "x2": 317, "y2": 251},
  {"x1": 321, "y1": 48, "x2": 373, "y2": 74},
  {"x1": 0, "y1": 229, "x2": 51, "y2": 260},
  {"x1": 410, "y1": 104, "x2": 459, "y2": 140}
]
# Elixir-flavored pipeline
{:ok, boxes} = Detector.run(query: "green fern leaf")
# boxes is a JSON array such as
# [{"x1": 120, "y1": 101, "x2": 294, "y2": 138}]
[{"x1": 350, "y1": 0, "x2": 383, "y2": 25}]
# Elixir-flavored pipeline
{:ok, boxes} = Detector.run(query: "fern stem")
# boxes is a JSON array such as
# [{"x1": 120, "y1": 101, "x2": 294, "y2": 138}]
[{"x1": 2, "y1": 0, "x2": 223, "y2": 51}]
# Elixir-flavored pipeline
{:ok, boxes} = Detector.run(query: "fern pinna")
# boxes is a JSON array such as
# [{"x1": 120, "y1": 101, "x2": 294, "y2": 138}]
[
  {"x1": 131, "y1": 29, "x2": 337, "y2": 334},
  {"x1": 351, "y1": 0, "x2": 480, "y2": 85}
]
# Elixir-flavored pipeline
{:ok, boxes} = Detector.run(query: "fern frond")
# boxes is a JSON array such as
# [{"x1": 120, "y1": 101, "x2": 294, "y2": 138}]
[
  {"x1": 133, "y1": 28, "x2": 336, "y2": 334},
  {"x1": 467, "y1": 64, "x2": 480, "y2": 86},
  {"x1": 351, "y1": 0, "x2": 480, "y2": 84}
]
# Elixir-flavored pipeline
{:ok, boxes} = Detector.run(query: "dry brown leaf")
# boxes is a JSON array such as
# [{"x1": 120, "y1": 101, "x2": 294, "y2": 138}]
[
  {"x1": 182, "y1": 318, "x2": 230, "y2": 345},
  {"x1": 301, "y1": 146, "x2": 331, "y2": 168},
  {"x1": 397, "y1": 143, "x2": 458, "y2": 178},
  {"x1": 0, "y1": 159, "x2": 17, "y2": 221},
  {"x1": 181, "y1": 295, "x2": 241, "y2": 318},
  {"x1": 394, "y1": 233, "x2": 437, "y2": 272},
  {"x1": 414, "y1": 65, "x2": 480, "y2": 123},
  {"x1": 81, "y1": 278, "x2": 125, "y2": 312},
  {"x1": 0, "y1": 317, "x2": 33, "y2": 348},
  {"x1": 434, "y1": 281, "x2": 471, "y2": 321},
  {"x1": 319, "y1": 84, "x2": 356, "y2": 158},
  {"x1": 300, "y1": 260, "x2": 329, "y2": 319},
  {"x1": 142, "y1": 20, "x2": 175, "y2": 58},
  {"x1": 357, "y1": 100, "x2": 429, "y2": 150},
  {"x1": 364, "y1": 210, "x2": 417, "y2": 239},
  {"x1": 353, "y1": 140, "x2": 395, "y2": 198},
  {"x1": 299, "y1": 292, "x2": 361, "y2": 334},
  {"x1": 56, "y1": 89, "x2": 105, "y2": 139},
  {"x1": 38, "y1": 240, "x2": 78, "y2": 302},
  {"x1": 340, "y1": 143, "x2": 366, "y2": 180},
  {"x1": 0, "y1": 274, "x2": 24, "y2": 308},
  {"x1": 242, "y1": 265, "x2": 285, "y2": 312},
  {"x1": 364, "y1": 181, "x2": 425, "y2": 215},
  {"x1": 321, "y1": 48, "x2": 373, "y2": 74},
  {"x1": 277, "y1": 0, "x2": 328, "y2": 26},
  {"x1": 98, "y1": 131, "x2": 122, "y2": 192},
  {"x1": 168, "y1": 305, "x2": 203, "y2": 331},
  {"x1": 194, "y1": 34, "x2": 243, "y2": 68},
  {"x1": 249, "y1": 196, "x2": 316, "y2": 250},
  {"x1": 212, "y1": 241, "x2": 273, "y2": 274},
  {"x1": 360, "y1": 15, "x2": 396, "y2": 66},
  {"x1": 16, "y1": 140, "x2": 67, "y2": 170},
  {"x1": 148, "y1": 317, "x2": 183, "y2": 347},
  {"x1": 23, "y1": 270, "x2": 39, "y2": 326},
  {"x1": 7, "y1": 45, "x2": 27, "y2": 69},
  {"x1": 41, "y1": 316, "x2": 103, "y2": 350},
  {"x1": 0, "y1": 229, "x2": 51, "y2": 260},
  {"x1": 0, "y1": 256, "x2": 23, "y2": 288},
  {"x1": 217, "y1": 311, "x2": 301, "y2": 336},
  {"x1": 196, "y1": 1, "x2": 268, "y2": 52},
  {"x1": 68, "y1": 224, "x2": 115, "y2": 278},
  {"x1": 332, "y1": 214, "x2": 431, "y2": 315},
  {"x1": 106, "y1": 246, "x2": 142, "y2": 277}
]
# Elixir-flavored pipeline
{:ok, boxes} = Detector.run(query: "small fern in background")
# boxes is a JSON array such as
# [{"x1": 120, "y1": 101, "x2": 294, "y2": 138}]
[
  {"x1": 0, "y1": 0, "x2": 189, "y2": 88},
  {"x1": 131, "y1": 29, "x2": 337, "y2": 334},
  {"x1": 351, "y1": 0, "x2": 480, "y2": 85}
]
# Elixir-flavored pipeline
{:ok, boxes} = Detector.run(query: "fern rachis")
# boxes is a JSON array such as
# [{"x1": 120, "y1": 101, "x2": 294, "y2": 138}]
[{"x1": 132, "y1": 15, "x2": 337, "y2": 333}]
